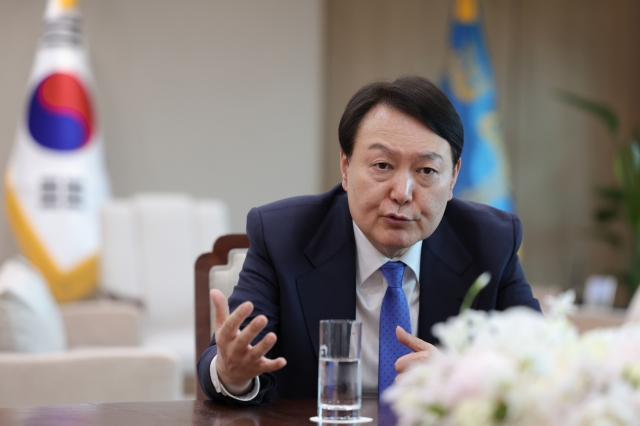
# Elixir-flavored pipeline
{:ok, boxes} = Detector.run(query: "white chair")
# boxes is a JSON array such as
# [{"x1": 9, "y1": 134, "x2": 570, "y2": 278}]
[
  {"x1": 100, "y1": 193, "x2": 231, "y2": 382},
  {"x1": 0, "y1": 257, "x2": 180, "y2": 408}
]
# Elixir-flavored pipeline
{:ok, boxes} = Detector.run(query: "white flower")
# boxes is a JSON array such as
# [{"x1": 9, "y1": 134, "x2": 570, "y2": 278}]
[
  {"x1": 432, "y1": 309, "x2": 489, "y2": 354},
  {"x1": 442, "y1": 349, "x2": 517, "y2": 405},
  {"x1": 567, "y1": 393, "x2": 638, "y2": 426},
  {"x1": 451, "y1": 397, "x2": 499, "y2": 426},
  {"x1": 544, "y1": 289, "x2": 578, "y2": 319},
  {"x1": 385, "y1": 290, "x2": 640, "y2": 426}
]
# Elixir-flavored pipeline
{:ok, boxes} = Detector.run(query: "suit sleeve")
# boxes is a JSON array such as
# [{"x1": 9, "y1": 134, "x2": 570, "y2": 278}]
[
  {"x1": 197, "y1": 207, "x2": 280, "y2": 405},
  {"x1": 495, "y1": 215, "x2": 542, "y2": 312}
]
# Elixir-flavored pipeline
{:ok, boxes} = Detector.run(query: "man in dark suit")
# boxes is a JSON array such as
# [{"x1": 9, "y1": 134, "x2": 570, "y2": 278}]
[{"x1": 197, "y1": 76, "x2": 541, "y2": 405}]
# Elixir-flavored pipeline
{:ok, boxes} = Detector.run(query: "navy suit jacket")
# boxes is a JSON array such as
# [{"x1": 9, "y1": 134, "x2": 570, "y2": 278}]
[{"x1": 197, "y1": 184, "x2": 541, "y2": 404}]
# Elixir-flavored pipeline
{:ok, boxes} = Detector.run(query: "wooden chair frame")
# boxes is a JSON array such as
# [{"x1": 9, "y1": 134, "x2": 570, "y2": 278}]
[{"x1": 194, "y1": 233, "x2": 250, "y2": 400}]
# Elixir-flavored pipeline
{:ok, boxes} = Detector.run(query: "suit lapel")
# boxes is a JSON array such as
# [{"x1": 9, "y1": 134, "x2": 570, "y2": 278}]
[
  {"x1": 296, "y1": 193, "x2": 477, "y2": 350},
  {"x1": 297, "y1": 192, "x2": 357, "y2": 357},
  {"x1": 417, "y1": 213, "x2": 474, "y2": 344}
]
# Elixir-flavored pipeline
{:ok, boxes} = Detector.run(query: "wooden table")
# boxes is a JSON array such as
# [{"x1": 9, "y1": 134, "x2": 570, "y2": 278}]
[{"x1": 0, "y1": 398, "x2": 392, "y2": 425}]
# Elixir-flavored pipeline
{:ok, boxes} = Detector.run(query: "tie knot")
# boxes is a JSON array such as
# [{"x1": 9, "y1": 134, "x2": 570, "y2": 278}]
[{"x1": 380, "y1": 261, "x2": 405, "y2": 288}]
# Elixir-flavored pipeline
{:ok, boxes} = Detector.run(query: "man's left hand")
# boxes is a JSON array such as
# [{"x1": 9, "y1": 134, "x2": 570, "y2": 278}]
[{"x1": 394, "y1": 326, "x2": 439, "y2": 373}]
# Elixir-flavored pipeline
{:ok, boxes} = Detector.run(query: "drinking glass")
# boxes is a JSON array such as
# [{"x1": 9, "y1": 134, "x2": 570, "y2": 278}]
[{"x1": 317, "y1": 319, "x2": 362, "y2": 421}]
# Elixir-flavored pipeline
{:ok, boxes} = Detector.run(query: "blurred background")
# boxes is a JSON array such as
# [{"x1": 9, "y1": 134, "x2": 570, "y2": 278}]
[{"x1": 0, "y1": 0, "x2": 639, "y2": 306}]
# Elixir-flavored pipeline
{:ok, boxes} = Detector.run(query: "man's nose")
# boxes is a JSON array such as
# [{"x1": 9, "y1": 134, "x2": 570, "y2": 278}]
[{"x1": 390, "y1": 171, "x2": 413, "y2": 205}]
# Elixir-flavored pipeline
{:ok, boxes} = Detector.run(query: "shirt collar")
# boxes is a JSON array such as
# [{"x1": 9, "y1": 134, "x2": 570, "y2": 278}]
[{"x1": 352, "y1": 221, "x2": 422, "y2": 285}]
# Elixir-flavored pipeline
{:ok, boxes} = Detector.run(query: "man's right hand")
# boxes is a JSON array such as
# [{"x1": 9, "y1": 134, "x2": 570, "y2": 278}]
[{"x1": 210, "y1": 289, "x2": 287, "y2": 392}]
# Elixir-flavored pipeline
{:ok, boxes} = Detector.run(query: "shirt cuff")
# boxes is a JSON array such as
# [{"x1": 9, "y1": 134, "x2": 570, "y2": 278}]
[{"x1": 210, "y1": 354, "x2": 260, "y2": 400}]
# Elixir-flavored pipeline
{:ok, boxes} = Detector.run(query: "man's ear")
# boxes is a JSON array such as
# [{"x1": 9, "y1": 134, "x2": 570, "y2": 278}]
[
  {"x1": 340, "y1": 150, "x2": 349, "y2": 191},
  {"x1": 448, "y1": 158, "x2": 461, "y2": 200}
]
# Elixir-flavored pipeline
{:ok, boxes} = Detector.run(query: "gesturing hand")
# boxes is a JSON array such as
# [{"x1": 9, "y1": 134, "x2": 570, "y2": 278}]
[
  {"x1": 394, "y1": 326, "x2": 439, "y2": 374},
  {"x1": 210, "y1": 289, "x2": 287, "y2": 391}
]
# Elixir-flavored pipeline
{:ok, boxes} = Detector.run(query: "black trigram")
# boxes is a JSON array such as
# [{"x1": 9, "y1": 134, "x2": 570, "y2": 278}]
[{"x1": 41, "y1": 177, "x2": 84, "y2": 209}]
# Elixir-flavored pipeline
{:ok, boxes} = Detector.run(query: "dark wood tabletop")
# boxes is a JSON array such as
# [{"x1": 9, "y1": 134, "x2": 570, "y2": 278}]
[{"x1": 0, "y1": 398, "x2": 395, "y2": 426}]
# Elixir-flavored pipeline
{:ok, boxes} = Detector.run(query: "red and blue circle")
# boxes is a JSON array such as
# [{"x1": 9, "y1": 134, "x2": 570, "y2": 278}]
[{"x1": 28, "y1": 72, "x2": 94, "y2": 151}]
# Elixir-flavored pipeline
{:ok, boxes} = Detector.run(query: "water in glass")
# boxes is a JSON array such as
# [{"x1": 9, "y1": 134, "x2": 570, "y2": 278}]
[{"x1": 318, "y1": 356, "x2": 361, "y2": 420}]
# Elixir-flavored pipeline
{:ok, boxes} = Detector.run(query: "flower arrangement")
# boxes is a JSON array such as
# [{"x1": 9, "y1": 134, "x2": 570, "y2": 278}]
[{"x1": 384, "y1": 291, "x2": 640, "y2": 426}]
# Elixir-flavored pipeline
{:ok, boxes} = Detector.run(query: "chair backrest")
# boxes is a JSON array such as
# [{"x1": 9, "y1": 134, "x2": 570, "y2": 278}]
[{"x1": 194, "y1": 234, "x2": 249, "y2": 400}]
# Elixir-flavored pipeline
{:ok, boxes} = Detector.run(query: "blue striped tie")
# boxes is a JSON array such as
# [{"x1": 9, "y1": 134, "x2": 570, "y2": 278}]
[{"x1": 378, "y1": 261, "x2": 412, "y2": 397}]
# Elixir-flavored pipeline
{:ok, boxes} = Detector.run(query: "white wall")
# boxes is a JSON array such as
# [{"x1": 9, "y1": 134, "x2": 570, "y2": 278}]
[{"x1": 0, "y1": 0, "x2": 323, "y2": 260}]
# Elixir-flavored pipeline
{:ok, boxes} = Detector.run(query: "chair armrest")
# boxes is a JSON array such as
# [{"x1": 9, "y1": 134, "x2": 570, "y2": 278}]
[
  {"x1": 60, "y1": 300, "x2": 140, "y2": 348},
  {"x1": 0, "y1": 347, "x2": 181, "y2": 408}
]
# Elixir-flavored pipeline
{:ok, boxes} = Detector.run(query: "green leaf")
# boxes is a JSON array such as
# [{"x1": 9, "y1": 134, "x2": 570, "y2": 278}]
[
  {"x1": 494, "y1": 401, "x2": 508, "y2": 421},
  {"x1": 616, "y1": 141, "x2": 640, "y2": 229},
  {"x1": 428, "y1": 404, "x2": 447, "y2": 417},
  {"x1": 593, "y1": 207, "x2": 619, "y2": 223},
  {"x1": 593, "y1": 185, "x2": 624, "y2": 202},
  {"x1": 629, "y1": 242, "x2": 640, "y2": 294},
  {"x1": 553, "y1": 89, "x2": 619, "y2": 138}
]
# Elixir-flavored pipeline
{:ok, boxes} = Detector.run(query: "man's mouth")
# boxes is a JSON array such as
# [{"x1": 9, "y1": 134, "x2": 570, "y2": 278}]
[{"x1": 383, "y1": 214, "x2": 413, "y2": 226}]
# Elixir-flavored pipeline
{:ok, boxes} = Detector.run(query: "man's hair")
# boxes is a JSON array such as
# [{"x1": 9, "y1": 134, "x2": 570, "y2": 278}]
[{"x1": 338, "y1": 75, "x2": 464, "y2": 165}]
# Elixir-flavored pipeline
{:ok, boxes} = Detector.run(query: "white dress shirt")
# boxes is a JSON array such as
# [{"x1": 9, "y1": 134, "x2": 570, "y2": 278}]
[{"x1": 209, "y1": 221, "x2": 422, "y2": 400}]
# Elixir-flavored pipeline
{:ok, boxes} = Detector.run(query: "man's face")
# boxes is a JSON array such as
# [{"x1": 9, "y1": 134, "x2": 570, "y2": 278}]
[{"x1": 341, "y1": 104, "x2": 461, "y2": 258}]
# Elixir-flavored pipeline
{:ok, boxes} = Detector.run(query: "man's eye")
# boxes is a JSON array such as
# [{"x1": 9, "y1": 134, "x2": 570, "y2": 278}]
[
  {"x1": 422, "y1": 167, "x2": 435, "y2": 174},
  {"x1": 375, "y1": 163, "x2": 389, "y2": 170}
]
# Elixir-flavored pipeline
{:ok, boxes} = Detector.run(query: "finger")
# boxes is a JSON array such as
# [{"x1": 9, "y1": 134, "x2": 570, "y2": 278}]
[
  {"x1": 211, "y1": 289, "x2": 229, "y2": 332},
  {"x1": 396, "y1": 326, "x2": 432, "y2": 352},
  {"x1": 256, "y1": 356, "x2": 287, "y2": 374},
  {"x1": 395, "y1": 351, "x2": 431, "y2": 373},
  {"x1": 234, "y1": 315, "x2": 268, "y2": 349},
  {"x1": 248, "y1": 331, "x2": 278, "y2": 360},
  {"x1": 217, "y1": 300, "x2": 254, "y2": 340}
]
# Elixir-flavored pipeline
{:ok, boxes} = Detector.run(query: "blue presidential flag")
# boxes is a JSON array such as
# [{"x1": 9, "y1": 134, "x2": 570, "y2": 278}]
[{"x1": 441, "y1": 0, "x2": 514, "y2": 212}]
